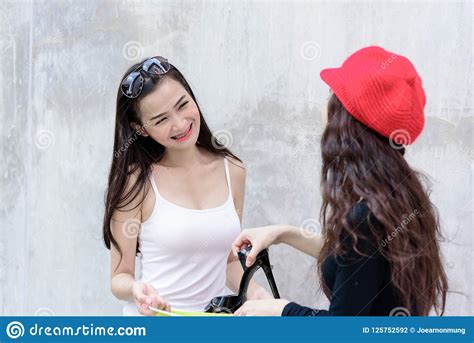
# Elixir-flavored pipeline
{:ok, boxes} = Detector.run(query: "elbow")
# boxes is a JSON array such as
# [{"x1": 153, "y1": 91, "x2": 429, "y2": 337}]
[{"x1": 110, "y1": 277, "x2": 118, "y2": 298}]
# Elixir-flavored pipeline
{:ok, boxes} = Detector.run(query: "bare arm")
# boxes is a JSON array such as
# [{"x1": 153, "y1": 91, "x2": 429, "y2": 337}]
[
  {"x1": 232, "y1": 224, "x2": 324, "y2": 267},
  {"x1": 109, "y1": 172, "x2": 142, "y2": 302},
  {"x1": 109, "y1": 171, "x2": 169, "y2": 315},
  {"x1": 277, "y1": 225, "x2": 323, "y2": 258}
]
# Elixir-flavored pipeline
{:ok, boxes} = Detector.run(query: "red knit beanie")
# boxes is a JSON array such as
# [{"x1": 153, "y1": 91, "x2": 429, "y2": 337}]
[{"x1": 320, "y1": 46, "x2": 426, "y2": 145}]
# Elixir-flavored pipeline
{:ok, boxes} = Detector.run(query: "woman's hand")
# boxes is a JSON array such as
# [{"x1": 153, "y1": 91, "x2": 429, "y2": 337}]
[
  {"x1": 233, "y1": 224, "x2": 323, "y2": 260},
  {"x1": 232, "y1": 225, "x2": 286, "y2": 267},
  {"x1": 132, "y1": 281, "x2": 170, "y2": 316},
  {"x1": 234, "y1": 299, "x2": 290, "y2": 316}
]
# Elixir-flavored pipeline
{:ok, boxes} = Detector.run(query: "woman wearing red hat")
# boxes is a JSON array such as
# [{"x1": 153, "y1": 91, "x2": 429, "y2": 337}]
[{"x1": 233, "y1": 46, "x2": 448, "y2": 316}]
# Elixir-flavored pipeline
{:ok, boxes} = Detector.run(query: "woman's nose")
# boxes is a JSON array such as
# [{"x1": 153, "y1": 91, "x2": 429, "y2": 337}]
[{"x1": 171, "y1": 117, "x2": 188, "y2": 131}]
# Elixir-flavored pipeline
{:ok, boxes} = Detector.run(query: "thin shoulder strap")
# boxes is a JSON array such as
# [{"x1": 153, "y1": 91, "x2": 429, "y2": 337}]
[
  {"x1": 148, "y1": 172, "x2": 160, "y2": 199},
  {"x1": 224, "y1": 157, "x2": 233, "y2": 196}
]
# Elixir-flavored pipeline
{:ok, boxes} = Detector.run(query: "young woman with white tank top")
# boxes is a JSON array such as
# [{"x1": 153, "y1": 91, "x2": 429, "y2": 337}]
[{"x1": 103, "y1": 56, "x2": 271, "y2": 316}]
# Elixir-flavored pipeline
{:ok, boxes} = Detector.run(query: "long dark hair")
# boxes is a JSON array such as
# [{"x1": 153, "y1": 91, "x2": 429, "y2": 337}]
[
  {"x1": 317, "y1": 94, "x2": 448, "y2": 315},
  {"x1": 103, "y1": 58, "x2": 240, "y2": 261}
]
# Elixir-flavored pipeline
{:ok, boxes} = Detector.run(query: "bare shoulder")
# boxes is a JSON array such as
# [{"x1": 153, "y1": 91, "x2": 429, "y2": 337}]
[
  {"x1": 226, "y1": 155, "x2": 246, "y2": 181},
  {"x1": 111, "y1": 164, "x2": 151, "y2": 221},
  {"x1": 225, "y1": 155, "x2": 246, "y2": 221},
  {"x1": 226, "y1": 155, "x2": 246, "y2": 202},
  {"x1": 226, "y1": 155, "x2": 246, "y2": 172},
  {"x1": 126, "y1": 164, "x2": 150, "y2": 195}
]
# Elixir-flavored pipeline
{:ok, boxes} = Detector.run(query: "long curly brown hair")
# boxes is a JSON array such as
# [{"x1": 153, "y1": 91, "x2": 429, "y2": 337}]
[{"x1": 317, "y1": 94, "x2": 448, "y2": 315}]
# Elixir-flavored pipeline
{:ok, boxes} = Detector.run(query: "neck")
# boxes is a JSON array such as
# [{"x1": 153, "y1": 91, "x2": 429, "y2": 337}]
[{"x1": 161, "y1": 144, "x2": 202, "y2": 168}]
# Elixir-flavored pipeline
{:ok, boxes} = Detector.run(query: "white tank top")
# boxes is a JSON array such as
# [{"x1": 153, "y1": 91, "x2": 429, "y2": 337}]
[{"x1": 122, "y1": 158, "x2": 241, "y2": 315}]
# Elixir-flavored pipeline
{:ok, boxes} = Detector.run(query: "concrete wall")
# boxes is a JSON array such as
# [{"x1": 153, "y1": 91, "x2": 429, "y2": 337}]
[{"x1": 1, "y1": 0, "x2": 472, "y2": 315}]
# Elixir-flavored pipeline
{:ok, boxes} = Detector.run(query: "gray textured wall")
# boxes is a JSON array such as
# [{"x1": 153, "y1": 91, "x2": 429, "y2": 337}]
[{"x1": 1, "y1": 0, "x2": 472, "y2": 316}]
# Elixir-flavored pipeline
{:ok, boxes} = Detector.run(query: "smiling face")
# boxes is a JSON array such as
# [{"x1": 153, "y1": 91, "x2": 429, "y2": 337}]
[{"x1": 136, "y1": 77, "x2": 201, "y2": 151}]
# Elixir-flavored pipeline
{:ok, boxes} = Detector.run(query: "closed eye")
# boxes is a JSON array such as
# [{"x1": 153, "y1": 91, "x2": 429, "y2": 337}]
[
  {"x1": 155, "y1": 117, "x2": 167, "y2": 125},
  {"x1": 179, "y1": 101, "x2": 189, "y2": 110}
]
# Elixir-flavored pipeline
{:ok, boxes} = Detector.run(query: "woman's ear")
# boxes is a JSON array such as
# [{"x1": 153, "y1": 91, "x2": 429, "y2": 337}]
[{"x1": 130, "y1": 122, "x2": 149, "y2": 137}]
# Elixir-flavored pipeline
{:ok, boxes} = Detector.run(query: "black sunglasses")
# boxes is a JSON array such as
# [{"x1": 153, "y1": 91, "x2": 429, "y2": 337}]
[{"x1": 120, "y1": 56, "x2": 171, "y2": 98}]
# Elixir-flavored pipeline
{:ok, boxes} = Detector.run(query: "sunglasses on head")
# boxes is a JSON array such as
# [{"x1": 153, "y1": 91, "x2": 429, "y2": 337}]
[{"x1": 120, "y1": 56, "x2": 171, "y2": 99}]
